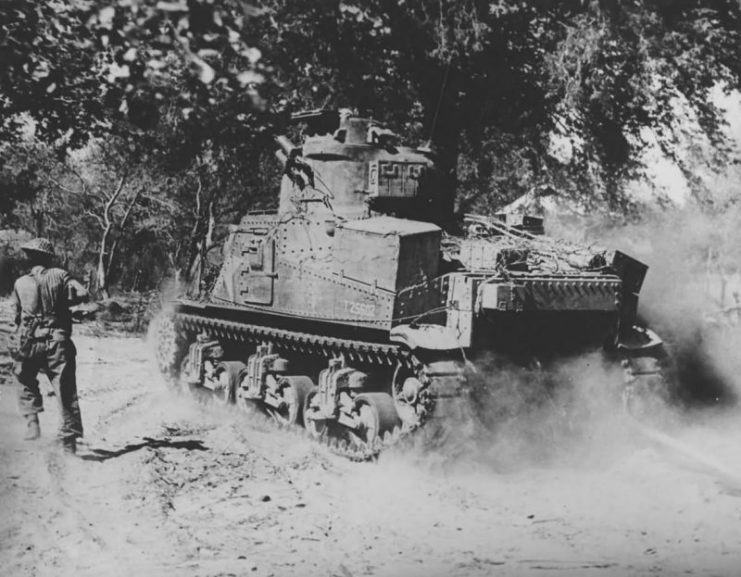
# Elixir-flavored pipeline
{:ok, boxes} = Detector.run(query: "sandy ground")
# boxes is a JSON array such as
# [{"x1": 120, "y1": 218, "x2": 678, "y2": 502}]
[{"x1": 1, "y1": 312, "x2": 741, "y2": 576}]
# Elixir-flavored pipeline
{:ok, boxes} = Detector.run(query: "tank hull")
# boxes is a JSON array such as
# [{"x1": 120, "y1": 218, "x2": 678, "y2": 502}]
[{"x1": 153, "y1": 111, "x2": 669, "y2": 459}]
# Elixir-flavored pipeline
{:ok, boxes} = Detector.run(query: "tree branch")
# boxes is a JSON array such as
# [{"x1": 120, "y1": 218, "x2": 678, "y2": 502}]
[
  {"x1": 83, "y1": 210, "x2": 105, "y2": 229},
  {"x1": 141, "y1": 193, "x2": 178, "y2": 211},
  {"x1": 193, "y1": 175, "x2": 202, "y2": 218},
  {"x1": 47, "y1": 175, "x2": 85, "y2": 197},
  {"x1": 67, "y1": 166, "x2": 90, "y2": 193},
  {"x1": 103, "y1": 175, "x2": 127, "y2": 228},
  {"x1": 97, "y1": 173, "x2": 127, "y2": 298},
  {"x1": 106, "y1": 187, "x2": 141, "y2": 281},
  {"x1": 119, "y1": 187, "x2": 142, "y2": 232}
]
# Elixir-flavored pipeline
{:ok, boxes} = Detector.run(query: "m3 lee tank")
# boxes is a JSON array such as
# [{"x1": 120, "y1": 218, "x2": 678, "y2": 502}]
[{"x1": 154, "y1": 109, "x2": 666, "y2": 458}]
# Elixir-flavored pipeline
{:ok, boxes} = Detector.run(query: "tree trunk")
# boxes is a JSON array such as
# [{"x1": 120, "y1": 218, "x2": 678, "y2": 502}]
[
  {"x1": 198, "y1": 199, "x2": 216, "y2": 290},
  {"x1": 97, "y1": 175, "x2": 126, "y2": 299},
  {"x1": 186, "y1": 199, "x2": 217, "y2": 296},
  {"x1": 106, "y1": 188, "x2": 141, "y2": 286},
  {"x1": 418, "y1": 59, "x2": 463, "y2": 229},
  {"x1": 97, "y1": 222, "x2": 112, "y2": 299},
  {"x1": 184, "y1": 177, "x2": 204, "y2": 285}
]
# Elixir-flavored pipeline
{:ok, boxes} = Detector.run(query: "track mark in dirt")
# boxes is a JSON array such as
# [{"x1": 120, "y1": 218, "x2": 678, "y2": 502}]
[
  {"x1": 124, "y1": 392, "x2": 362, "y2": 577},
  {"x1": 455, "y1": 557, "x2": 507, "y2": 572},
  {"x1": 35, "y1": 439, "x2": 196, "y2": 576},
  {"x1": 529, "y1": 565, "x2": 618, "y2": 572},
  {"x1": 5, "y1": 320, "x2": 741, "y2": 577},
  {"x1": 631, "y1": 419, "x2": 741, "y2": 499},
  {"x1": 44, "y1": 452, "x2": 111, "y2": 552},
  {"x1": 91, "y1": 390, "x2": 150, "y2": 426},
  {"x1": 0, "y1": 449, "x2": 82, "y2": 576}
]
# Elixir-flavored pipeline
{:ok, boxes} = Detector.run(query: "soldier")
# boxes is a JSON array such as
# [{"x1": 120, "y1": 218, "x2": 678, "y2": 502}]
[{"x1": 11, "y1": 238, "x2": 88, "y2": 454}]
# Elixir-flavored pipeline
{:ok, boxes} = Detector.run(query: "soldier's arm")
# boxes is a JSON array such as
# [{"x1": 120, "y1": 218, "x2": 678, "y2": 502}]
[{"x1": 65, "y1": 276, "x2": 90, "y2": 306}]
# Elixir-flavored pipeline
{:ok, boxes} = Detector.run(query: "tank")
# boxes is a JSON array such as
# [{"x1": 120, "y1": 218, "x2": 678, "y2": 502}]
[{"x1": 154, "y1": 109, "x2": 667, "y2": 459}]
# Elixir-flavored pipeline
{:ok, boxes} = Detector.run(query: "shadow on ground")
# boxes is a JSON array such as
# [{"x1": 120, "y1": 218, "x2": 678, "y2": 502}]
[{"x1": 80, "y1": 437, "x2": 207, "y2": 462}]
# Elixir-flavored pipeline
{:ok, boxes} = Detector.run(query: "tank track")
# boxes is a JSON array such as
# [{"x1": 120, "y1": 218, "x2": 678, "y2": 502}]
[
  {"x1": 177, "y1": 313, "x2": 411, "y2": 369},
  {"x1": 158, "y1": 311, "x2": 466, "y2": 461},
  {"x1": 155, "y1": 311, "x2": 673, "y2": 460}
]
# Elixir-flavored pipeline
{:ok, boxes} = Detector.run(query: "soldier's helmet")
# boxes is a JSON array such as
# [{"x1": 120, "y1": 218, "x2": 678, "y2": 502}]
[{"x1": 20, "y1": 237, "x2": 55, "y2": 257}]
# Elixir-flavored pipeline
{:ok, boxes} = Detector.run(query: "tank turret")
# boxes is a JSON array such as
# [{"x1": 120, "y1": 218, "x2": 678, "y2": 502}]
[{"x1": 274, "y1": 110, "x2": 453, "y2": 227}]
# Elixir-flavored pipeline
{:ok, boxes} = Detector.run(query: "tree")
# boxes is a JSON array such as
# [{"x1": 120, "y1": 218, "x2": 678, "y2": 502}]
[
  {"x1": 0, "y1": 0, "x2": 270, "y2": 145},
  {"x1": 243, "y1": 0, "x2": 741, "y2": 208},
  {"x1": 5, "y1": 1, "x2": 738, "y2": 209},
  {"x1": 0, "y1": 138, "x2": 46, "y2": 231},
  {"x1": 1, "y1": 0, "x2": 283, "y2": 292},
  {"x1": 83, "y1": 174, "x2": 139, "y2": 298},
  {"x1": 2, "y1": 0, "x2": 740, "y2": 296}
]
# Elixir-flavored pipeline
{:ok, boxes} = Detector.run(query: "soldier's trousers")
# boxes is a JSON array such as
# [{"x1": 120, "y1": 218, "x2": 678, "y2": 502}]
[{"x1": 13, "y1": 338, "x2": 83, "y2": 440}]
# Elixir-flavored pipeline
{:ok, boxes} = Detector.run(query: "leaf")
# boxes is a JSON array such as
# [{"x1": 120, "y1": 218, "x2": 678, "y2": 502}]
[
  {"x1": 146, "y1": 59, "x2": 167, "y2": 70},
  {"x1": 156, "y1": 1, "x2": 189, "y2": 13},
  {"x1": 197, "y1": 48, "x2": 221, "y2": 59},
  {"x1": 191, "y1": 55, "x2": 215, "y2": 84},
  {"x1": 213, "y1": 8, "x2": 223, "y2": 27},
  {"x1": 236, "y1": 70, "x2": 264, "y2": 86},
  {"x1": 32, "y1": 61, "x2": 51, "y2": 81},
  {"x1": 107, "y1": 62, "x2": 130, "y2": 81},
  {"x1": 242, "y1": 47, "x2": 261, "y2": 64},
  {"x1": 98, "y1": 6, "x2": 115, "y2": 29},
  {"x1": 238, "y1": 2, "x2": 270, "y2": 18}
]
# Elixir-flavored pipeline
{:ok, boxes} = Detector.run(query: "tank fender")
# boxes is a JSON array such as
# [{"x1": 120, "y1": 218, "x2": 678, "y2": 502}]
[{"x1": 390, "y1": 324, "x2": 463, "y2": 351}]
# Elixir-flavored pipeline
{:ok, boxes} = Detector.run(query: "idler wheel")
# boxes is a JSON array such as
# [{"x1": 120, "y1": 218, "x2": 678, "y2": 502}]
[
  {"x1": 270, "y1": 376, "x2": 314, "y2": 426},
  {"x1": 353, "y1": 393, "x2": 401, "y2": 446}
]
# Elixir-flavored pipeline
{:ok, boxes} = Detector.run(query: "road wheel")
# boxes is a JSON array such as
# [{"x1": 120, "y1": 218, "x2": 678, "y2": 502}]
[
  {"x1": 353, "y1": 393, "x2": 401, "y2": 446},
  {"x1": 303, "y1": 388, "x2": 327, "y2": 439},
  {"x1": 270, "y1": 376, "x2": 314, "y2": 426},
  {"x1": 213, "y1": 361, "x2": 247, "y2": 406}
]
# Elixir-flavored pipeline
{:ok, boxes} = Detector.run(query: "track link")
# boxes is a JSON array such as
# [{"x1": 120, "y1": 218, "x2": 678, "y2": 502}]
[{"x1": 177, "y1": 313, "x2": 410, "y2": 368}]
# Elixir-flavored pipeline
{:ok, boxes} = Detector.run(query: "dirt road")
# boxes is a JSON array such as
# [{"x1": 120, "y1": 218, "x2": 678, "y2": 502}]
[{"x1": 1, "y1": 319, "x2": 741, "y2": 576}]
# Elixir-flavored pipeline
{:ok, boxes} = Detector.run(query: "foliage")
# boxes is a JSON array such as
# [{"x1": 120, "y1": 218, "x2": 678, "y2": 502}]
[
  {"x1": 248, "y1": 0, "x2": 741, "y2": 209},
  {"x1": 0, "y1": 135, "x2": 269, "y2": 291},
  {"x1": 1, "y1": 0, "x2": 740, "y2": 291}
]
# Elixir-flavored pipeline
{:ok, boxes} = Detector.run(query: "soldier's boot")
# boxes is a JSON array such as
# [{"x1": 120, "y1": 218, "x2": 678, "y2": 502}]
[
  {"x1": 23, "y1": 414, "x2": 41, "y2": 441},
  {"x1": 60, "y1": 436, "x2": 76, "y2": 455}
]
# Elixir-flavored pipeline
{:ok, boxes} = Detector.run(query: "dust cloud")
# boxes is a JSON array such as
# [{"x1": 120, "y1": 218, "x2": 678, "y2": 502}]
[
  {"x1": 386, "y1": 204, "x2": 741, "y2": 489},
  {"x1": 592, "y1": 206, "x2": 741, "y2": 405},
  {"x1": 126, "y1": 206, "x2": 741, "y2": 576},
  {"x1": 385, "y1": 352, "x2": 646, "y2": 477}
]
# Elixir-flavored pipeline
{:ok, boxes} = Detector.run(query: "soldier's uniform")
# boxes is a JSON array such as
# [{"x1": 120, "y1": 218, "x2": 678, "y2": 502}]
[{"x1": 11, "y1": 238, "x2": 88, "y2": 453}]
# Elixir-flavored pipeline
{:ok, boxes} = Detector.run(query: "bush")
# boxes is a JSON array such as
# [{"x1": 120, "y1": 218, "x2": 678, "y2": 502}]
[{"x1": 0, "y1": 230, "x2": 31, "y2": 295}]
